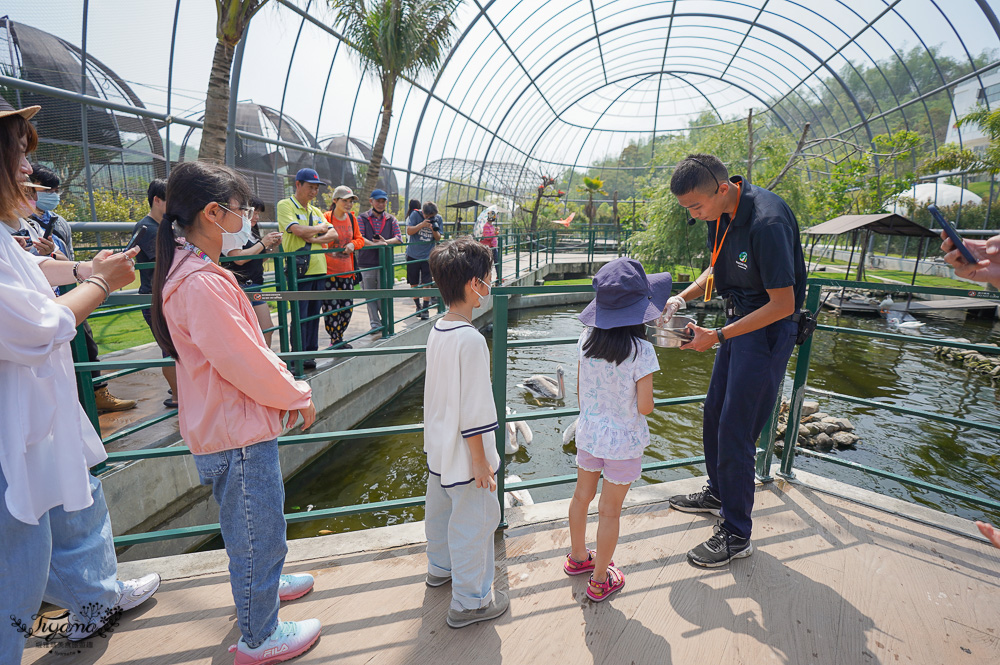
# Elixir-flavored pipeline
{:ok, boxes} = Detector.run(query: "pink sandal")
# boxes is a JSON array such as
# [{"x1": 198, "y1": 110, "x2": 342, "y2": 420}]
[
  {"x1": 587, "y1": 565, "x2": 625, "y2": 602},
  {"x1": 563, "y1": 549, "x2": 613, "y2": 576}
]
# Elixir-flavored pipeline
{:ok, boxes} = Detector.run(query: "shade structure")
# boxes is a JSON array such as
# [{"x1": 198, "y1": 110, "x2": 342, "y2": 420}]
[
  {"x1": 806, "y1": 214, "x2": 939, "y2": 238},
  {"x1": 447, "y1": 200, "x2": 494, "y2": 209},
  {"x1": 1, "y1": 2, "x2": 999, "y2": 219}
]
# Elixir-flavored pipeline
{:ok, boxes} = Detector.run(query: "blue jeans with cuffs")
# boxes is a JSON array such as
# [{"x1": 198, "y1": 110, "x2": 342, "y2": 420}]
[
  {"x1": 193, "y1": 438, "x2": 287, "y2": 648},
  {"x1": 424, "y1": 473, "x2": 501, "y2": 611}
]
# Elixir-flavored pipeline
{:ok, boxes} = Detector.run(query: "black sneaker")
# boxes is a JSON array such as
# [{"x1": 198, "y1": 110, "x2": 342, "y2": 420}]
[
  {"x1": 302, "y1": 360, "x2": 317, "y2": 370},
  {"x1": 687, "y1": 524, "x2": 753, "y2": 567},
  {"x1": 668, "y1": 485, "x2": 722, "y2": 516}
]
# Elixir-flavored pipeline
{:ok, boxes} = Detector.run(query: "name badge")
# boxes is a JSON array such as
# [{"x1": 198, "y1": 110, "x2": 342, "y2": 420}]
[{"x1": 297, "y1": 214, "x2": 305, "y2": 221}]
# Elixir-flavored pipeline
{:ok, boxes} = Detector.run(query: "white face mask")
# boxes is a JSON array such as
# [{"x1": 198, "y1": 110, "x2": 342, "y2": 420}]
[
  {"x1": 217, "y1": 205, "x2": 253, "y2": 254},
  {"x1": 473, "y1": 277, "x2": 492, "y2": 308},
  {"x1": 36, "y1": 191, "x2": 60, "y2": 212}
]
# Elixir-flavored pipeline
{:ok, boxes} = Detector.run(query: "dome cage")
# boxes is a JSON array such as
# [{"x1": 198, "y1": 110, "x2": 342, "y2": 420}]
[{"x1": 0, "y1": 17, "x2": 165, "y2": 202}]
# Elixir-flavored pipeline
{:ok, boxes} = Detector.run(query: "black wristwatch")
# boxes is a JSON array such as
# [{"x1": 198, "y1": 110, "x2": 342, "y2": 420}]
[{"x1": 715, "y1": 328, "x2": 726, "y2": 344}]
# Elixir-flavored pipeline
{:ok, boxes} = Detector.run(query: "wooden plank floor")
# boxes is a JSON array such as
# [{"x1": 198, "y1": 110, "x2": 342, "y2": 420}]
[{"x1": 21, "y1": 481, "x2": 1000, "y2": 665}]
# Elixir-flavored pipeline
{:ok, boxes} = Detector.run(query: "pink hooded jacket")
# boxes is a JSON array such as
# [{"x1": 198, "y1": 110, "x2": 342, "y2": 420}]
[{"x1": 162, "y1": 248, "x2": 311, "y2": 454}]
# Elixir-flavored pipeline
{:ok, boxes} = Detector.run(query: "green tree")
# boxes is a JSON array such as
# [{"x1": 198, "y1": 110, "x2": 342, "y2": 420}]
[
  {"x1": 923, "y1": 105, "x2": 1000, "y2": 176},
  {"x1": 198, "y1": 1, "x2": 270, "y2": 164},
  {"x1": 330, "y1": 0, "x2": 461, "y2": 201},
  {"x1": 578, "y1": 176, "x2": 607, "y2": 226}
]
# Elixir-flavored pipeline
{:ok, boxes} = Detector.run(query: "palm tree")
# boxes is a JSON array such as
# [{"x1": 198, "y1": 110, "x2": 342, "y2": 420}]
[
  {"x1": 330, "y1": 0, "x2": 461, "y2": 201},
  {"x1": 198, "y1": 1, "x2": 269, "y2": 164},
  {"x1": 578, "y1": 176, "x2": 607, "y2": 227}
]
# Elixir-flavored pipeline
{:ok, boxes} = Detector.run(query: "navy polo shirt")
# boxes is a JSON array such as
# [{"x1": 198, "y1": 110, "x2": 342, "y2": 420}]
[{"x1": 706, "y1": 176, "x2": 806, "y2": 315}]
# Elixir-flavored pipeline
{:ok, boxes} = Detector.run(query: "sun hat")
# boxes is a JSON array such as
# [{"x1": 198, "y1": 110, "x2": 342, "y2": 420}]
[
  {"x1": 370, "y1": 188, "x2": 388, "y2": 200},
  {"x1": 578, "y1": 258, "x2": 673, "y2": 329},
  {"x1": 295, "y1": 167, "x2": 325, "y2": 185},
  {"x1": 331, "y1": 185, "x2": 358, "y2": 200},
  {"x1": 0, "y1": 97, "x2": 40, "y2": 121}
]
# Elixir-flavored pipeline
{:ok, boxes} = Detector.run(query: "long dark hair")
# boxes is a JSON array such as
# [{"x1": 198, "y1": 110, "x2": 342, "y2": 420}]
[
  {"x1": 0, "y1": 114, "x2": 38, "y2": 222},
  {"x1": 583, "y1": 324, "x2": 647, "y2": 365},
  {"x1": 150, "y1": 161, "x2": 253, "y2": 359}
]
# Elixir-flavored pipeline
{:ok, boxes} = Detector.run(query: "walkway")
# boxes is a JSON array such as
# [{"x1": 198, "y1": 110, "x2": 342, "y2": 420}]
[{"x1": 20, "y1": 474, "x2": 1000, "y2": 664}]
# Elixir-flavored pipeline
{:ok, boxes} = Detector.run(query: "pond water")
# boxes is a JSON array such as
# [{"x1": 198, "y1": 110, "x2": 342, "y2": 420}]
[{"x1": 283, "y1": 303, "x2": 1000, "y2": 540}]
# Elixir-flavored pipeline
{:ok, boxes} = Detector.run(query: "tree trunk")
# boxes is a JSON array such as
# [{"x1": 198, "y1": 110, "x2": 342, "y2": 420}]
[
  {"x1": 363, "y1": 84, "x2": 395, "y2": 202},
  {"x1": 530, "y1": 190, "x2": 543, "y2": 232},
  {"x1": 199, "y1": 40, "x2": 236, "y2": 164}
]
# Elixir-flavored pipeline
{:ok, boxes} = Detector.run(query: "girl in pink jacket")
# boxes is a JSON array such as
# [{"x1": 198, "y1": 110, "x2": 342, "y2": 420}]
[{"x1": 149, "y1": 161, "x2": 321, "y2": 664}]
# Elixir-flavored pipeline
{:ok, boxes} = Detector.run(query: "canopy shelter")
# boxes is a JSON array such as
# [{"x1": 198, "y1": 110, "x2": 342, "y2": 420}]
[
  {"x1": 447, "y1": 199, "x2": 494, "y2": 209},
  {"x1": 804, "y1": 213, "x2": 938, "y2": 285}
]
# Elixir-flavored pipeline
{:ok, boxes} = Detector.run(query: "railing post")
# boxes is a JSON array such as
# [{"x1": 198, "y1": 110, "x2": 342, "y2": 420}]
[
  {"x1": 381, "y1": 246, "x2": 394, "y2": 337},
  {"x1": 286, "y1": 253, "x2": 304, "y2": 375},
  {"x1": 754, "y1": 396, "x2": 783, "y2": 482},
  {"x1": 492, "y1": 292, "x2": 509, "y2": 528},
  {"x1": 515, "y1": 234, "x2": 520, "y2": 279},
  {"x1": 496, "y1": 234, "x2": 503, "y2": 283},
  {"x1": 274, "y1": 254, "x2": 290, "y2": 355},
  {"x1": 779, "y1": 282, "x2": 821, "y2": 478},
  {"x1": 73, "y1": 322, "x2": 100, "y2": 437}
]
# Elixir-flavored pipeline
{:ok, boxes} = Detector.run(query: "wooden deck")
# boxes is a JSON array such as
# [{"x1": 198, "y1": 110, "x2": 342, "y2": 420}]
[{"x1": 20, "y1": 477, "x2": 1000, "y2": 665}]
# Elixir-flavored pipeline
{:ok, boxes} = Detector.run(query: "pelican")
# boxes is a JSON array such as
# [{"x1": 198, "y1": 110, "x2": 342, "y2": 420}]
[
  {"x1": 503, "y1": 474, "x2": 535, "y2": 508},
  {"x1": 562, "y1": 418, "x2": 578, "y2": 446},
  {"x1": 504, "y1": 407, "x2": 534, "y2": 454},
  {"x1": 519, "y1": 366, "x2": 566, "y2": 400}
]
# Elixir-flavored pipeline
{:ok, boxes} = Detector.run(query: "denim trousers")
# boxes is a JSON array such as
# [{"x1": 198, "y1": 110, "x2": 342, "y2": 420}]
[
  {"x1": 0, "y1": 472, "x2": 120, "y2": 662},
  {"x1": 193, "y1": 439, "x2": 287, "y2": 649},
  {"x1": 297, "y1": 278, "x2": 323, "y2": 352},
  {"x1": 424, "y1": 474, "x2": 500, "y2": 611},
  {"x1": 361, "y1": 269, "x2": 382, "y2": 329},
  {"x1": 703, "y1": 318, "x2": 797, "y2": 540}
]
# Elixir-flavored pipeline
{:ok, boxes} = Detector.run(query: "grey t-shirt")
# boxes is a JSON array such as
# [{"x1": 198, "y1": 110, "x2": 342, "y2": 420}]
[{"x1": 405, "y1": 212, "x2": 443, "y2": 261}]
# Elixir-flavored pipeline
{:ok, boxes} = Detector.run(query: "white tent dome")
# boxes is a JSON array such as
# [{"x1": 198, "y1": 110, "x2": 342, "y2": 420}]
[{"x1": 890, "y1": 183, "x2": 983, "y2": 214}]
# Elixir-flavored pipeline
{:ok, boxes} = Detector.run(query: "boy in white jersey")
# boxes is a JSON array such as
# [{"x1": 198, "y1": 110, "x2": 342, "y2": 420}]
[{"x1": 423, "y1": 237, "x2": 509, "y2": 628}]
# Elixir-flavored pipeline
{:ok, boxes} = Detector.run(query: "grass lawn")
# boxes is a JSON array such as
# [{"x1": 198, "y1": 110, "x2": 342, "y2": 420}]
[
  {"x1": 807, "y1": 268, "x2": 973, "y2": 290},
  {"x1": 88, "y1": 307, "x2": 156, "y2": 355}
]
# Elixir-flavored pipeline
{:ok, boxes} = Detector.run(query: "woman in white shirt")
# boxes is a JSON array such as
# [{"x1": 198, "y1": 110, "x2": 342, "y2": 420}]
[{"x1": 0, "y1": 100, "x2": 159, "y2": 660}]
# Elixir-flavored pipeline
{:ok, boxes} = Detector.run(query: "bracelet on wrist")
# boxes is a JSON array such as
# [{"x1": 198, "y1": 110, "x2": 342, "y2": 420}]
[
  {"x1": 716, "y1": 328, "x2": 726, "y2": 344},
  {"x1": 82, "y1": 277, "x2": 110, "y2": 302},
  {"x1": 73, "y1": 262, "x2": 83, "y2": 283}
]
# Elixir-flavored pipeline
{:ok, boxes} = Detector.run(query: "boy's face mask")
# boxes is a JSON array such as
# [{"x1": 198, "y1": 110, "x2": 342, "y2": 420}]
[
  {"x1": 473, "y1": 277, "x2": 492, "y2": 308},
  {"x1": 36, "y1": 191, "x2": 60, "y2": 211}
]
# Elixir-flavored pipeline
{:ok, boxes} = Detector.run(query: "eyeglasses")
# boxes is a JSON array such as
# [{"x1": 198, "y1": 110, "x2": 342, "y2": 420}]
[
  {"x1": 218, "y1": 203, "x2": 254, "y2": 217},
  {"x1": 686, "y1": 157, "x2": 720, "y2": 194}
]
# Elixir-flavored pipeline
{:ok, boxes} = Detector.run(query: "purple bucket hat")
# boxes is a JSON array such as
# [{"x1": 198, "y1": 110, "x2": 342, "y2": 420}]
[{"x1": 578, "y1": 258, "x2": 673, "y2": 329}]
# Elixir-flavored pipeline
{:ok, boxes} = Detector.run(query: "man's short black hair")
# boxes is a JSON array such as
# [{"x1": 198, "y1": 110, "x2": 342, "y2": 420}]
[
  {"x1": 28, "y1": 163, "x2": 60, "y2": 189},
  {"x1": 429, "y1": 236, "x2": 493, "y2": 306},
  {"x1": 250, "y1": 195, "x2": 265, "y2": 213},
  {"x1": 147, "y1": 178, "x2": 167, "y2": 206},
  {"x1": 422, "y1": 201, "x2": 439, "y2": 217},
  {"x1": 670, "y1": 154, "x2": 729, "y2": 196}
]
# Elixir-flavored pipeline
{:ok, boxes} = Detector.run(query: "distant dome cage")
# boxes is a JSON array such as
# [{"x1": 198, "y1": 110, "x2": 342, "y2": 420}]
[
  {"x1": 409, "y1": 158, "x2": 539, "y2": 208},
  {"x1": 0, "y1": 16, "x2": 165, "y2": 201},
  {"x1": 320, "y1": 135, "x2": 399, "y2": 206}
]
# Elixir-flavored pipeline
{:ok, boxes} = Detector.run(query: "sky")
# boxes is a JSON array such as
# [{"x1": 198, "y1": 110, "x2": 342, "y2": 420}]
[{"x1": 4, "y1": 0, "x2": 1000, "y2": 183}]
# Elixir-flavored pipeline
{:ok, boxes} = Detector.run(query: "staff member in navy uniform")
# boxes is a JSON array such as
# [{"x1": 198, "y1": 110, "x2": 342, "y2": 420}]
[{"x1": 663, "y1": 153, "x2": 806, "y2": 567}]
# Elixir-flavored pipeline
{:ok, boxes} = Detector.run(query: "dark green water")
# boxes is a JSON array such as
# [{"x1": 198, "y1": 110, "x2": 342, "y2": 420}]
[{"x1": 284, "y1": 304, "x2": 1000, "y2": 540}]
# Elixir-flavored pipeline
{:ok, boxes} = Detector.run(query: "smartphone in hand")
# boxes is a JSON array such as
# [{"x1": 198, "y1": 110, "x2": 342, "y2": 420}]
[
  {"x1": 123, "y1": 226, "x2": 146, "y2": 253},
  {"x1": 929, "y1": 204, "x2": 977, "y2": 264}
]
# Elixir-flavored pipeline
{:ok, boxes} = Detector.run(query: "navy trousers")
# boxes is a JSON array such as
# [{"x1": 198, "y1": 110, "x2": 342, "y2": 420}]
[
  {"x1": 703, "y1": 318, "x2": 797, "y2": 540},
  {"x1": 297, "y1": 277, "x2": 324, "y2": 352}
]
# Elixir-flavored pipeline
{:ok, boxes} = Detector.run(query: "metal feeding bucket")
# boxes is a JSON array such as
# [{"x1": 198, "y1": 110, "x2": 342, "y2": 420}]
[{"x1": 647, "y1": 315, "x2": 695, "y2": 349}]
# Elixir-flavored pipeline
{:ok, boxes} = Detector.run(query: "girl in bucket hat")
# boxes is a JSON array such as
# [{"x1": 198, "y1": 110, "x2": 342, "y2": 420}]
[{"x1": 564, "y1": 257, "x2": 672, "y2": 601}]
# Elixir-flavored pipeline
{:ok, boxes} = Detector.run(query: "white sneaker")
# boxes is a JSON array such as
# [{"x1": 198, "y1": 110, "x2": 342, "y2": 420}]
[
  {"x1": 278, "y1": 573, "x2": 314, "y2": 601},
  {"x1": 229, "y1": 618, "x2": 322, "y2": 665},
  {"x1": 66, "y1": 573, "x2": 161, "y2": 641}
]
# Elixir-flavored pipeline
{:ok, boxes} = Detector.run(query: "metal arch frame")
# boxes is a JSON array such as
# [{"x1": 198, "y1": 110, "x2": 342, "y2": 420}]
[
  {"x1": 651, "y1": 0, "x2": 677, "y2": 161},
  {"x1": 588, "y1": 0, "x2": 608, "y2": 86},
  {"x1": 461, "y1": 10, "x2": 877, "y2": 188}
]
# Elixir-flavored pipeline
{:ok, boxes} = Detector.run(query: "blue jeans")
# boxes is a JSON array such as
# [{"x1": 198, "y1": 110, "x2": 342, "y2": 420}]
[
  {"x1": 424, "y1": 474, "x2": 500, "y2": 611},
  {"x1": 703, "y1": 318, "x2": 797, "y2": 540},
  {"x1": 193, "y1": 439, "x2": 287, "y2": 648},
  {"x1": 0, "y1": 472, "x2": 120, "y2": 662}
]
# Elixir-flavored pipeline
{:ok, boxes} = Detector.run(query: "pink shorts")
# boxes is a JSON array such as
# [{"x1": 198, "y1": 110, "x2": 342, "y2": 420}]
[{"x1": 576, "y1": 450, "x2": 642, "y2": 485}]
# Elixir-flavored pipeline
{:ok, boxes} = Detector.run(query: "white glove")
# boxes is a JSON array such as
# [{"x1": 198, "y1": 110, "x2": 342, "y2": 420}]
[{"x1": 658, "y1": 295, "x2": 687, "y2": 324}]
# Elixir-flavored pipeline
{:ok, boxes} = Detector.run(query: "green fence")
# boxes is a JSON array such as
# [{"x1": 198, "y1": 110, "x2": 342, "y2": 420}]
[{"x1": 70, "y1": 236, "x2": 1000, "y2": 547}]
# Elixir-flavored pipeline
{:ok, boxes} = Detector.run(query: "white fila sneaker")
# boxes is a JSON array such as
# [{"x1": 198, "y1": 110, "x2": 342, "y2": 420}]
[{"x1": 229, "y1": 618, "x2": 321, "y2": 665}]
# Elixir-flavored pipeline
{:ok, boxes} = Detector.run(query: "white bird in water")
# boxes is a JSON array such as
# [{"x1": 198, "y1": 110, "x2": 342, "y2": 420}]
[
  {"x1": 503, "y1": 474, "x2": 535, "y2": 508},
  {"x1": 504, "y1": 407, "x2": 533, "y2": 454},
  {"x1": 562, "y1": 418, "x2": 578, "y2": 446},
  {"x1": 518, "y1": 366, "x2": 566, "y2": 400}
]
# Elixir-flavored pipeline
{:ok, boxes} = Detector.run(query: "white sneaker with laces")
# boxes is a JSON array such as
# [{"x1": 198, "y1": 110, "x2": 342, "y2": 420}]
[
  {"x1": 278, "y1": 573, "x2": 314, "y2": 601},
  {"x1": 229, "y1": 618, "x2": 322, "y2": 665},
  {"x1": 66, "y1": 573, "x2": 161, "y2": 641}
]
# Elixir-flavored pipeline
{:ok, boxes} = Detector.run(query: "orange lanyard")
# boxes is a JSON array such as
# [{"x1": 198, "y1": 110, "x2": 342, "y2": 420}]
[{"x1": 703, "y1": 182, "x2": 741, "y2": 301}]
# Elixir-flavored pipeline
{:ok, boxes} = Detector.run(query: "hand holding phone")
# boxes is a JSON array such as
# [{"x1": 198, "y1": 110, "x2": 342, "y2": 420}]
[{"x1": 929, "y1": 204, "x2": 978, "y2": 264}]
